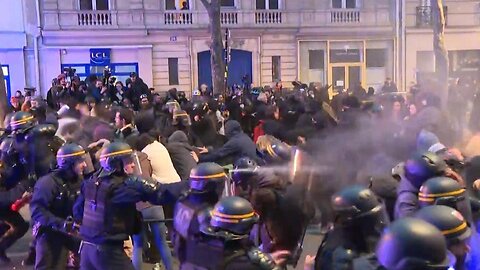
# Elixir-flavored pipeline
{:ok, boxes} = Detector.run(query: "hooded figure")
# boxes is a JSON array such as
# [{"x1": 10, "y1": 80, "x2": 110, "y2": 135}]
[
  {"x1": 167, "y1": 131, "x2": 198, "y2": 181},
  {"x1": 199, "y1": 120, "x2": 257, "y2": 165}
]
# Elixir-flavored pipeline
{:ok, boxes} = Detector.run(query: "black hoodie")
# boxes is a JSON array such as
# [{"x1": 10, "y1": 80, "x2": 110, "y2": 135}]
[{"x1": 167, "y1": 131, "x2": 197, "y2": 181}]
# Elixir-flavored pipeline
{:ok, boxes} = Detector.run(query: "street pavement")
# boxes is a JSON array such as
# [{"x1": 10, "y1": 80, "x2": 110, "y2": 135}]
[{"x1": 2, "y1": 207, "x2": 322, "y2": 270}]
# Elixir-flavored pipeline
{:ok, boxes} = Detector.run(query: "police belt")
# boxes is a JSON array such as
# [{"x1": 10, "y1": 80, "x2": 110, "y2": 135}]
[
  {"x1": 36, "y1": 225, "x2": 82, "y2": 253},
  {"x1": 143, "y1": 218, "x2": 173, "y2": 223},
  {"x1": 78, "y1": 240, "x2": 124, "y2": 253}
]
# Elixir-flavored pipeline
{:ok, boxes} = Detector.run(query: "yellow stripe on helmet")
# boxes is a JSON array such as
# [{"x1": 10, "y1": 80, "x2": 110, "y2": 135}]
[
  {"x1": 100, "y1": 149, "x2": 133, "y2": 159},
  {"x1": 212, "y1": 210, "x2": 255, "y2": 220},
  {"x1": 418, "y1": 189, "x2": 465, "y2": 198},
  {"x1": 189, "y1": 172, "x2": 227, "y2": 180},
  {"x1": 441, "y1": 222, "x2": 467, "y2": 236},
  {"x1": 10, "y1": 115, "x2": 34, "y2": 126},
  {"x1": 57, "y1": 150, "x2": 86, "y2": 158}
]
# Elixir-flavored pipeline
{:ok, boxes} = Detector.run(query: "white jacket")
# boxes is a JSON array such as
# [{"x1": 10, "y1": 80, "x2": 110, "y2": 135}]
[{"x1": 142, "y1": 141, "x2": 181, "y2": 184}]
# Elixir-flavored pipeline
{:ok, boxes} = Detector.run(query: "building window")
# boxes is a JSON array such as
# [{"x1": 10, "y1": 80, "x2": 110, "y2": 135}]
[
  {"x1": 80, "y1": 0, "x2": 109, "y2": 10},
  {"x1": 168, "y1": 58, "x2": 179, "y2": 85},
  {"x1": 61, "y1": 63, "x2": 138, "y2": 84},
  {"x1": 1, "y1": 65, "x2": 10, "y2": 100},
  {"x1": 166, "y1": 0, "x2": 189, "y2": 10},
  {"x1": 256, "y1": 0, "x2": 279, "y2": 9},
  {"x1": 272, "y1": 56, "x2": 281, "y2": 81},
  {"x1": 309, "y1": 50, "x2": 324, "y2": 70},
  {"x1": 221, "y1": 0, "x2": 235, "y2": 7},
  {"x1": 366, "y1": 49, "x2": 386, "y2": 68},
  {"x1": 332, "y1": 0, "x2": 357, "y2": 9}
]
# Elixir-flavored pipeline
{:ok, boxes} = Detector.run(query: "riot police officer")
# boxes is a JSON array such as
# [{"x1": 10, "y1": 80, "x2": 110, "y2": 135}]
[
  {"x1": 376, "y1": 218, "x2": 451, "y2": 270},
  {"x1": 73, "y1": 142, "x2": 187, "y2": 270},
  {"x1": 30, "y1": 143, "x2": 87, "y2": 270},
  {"x1": 394, "y1": 151, "x2": 448, "y2": 219},
  {"x1": 314, "y1": 185, "x2": 389, "y2": 270},
  {"x1": 232, "y1": 157, "x2": 259, "y2": 198},
  {"x1": 173, "y1": 162, "x2": 227, "y2": 269},
  {"x1": 415, "y1": 205, "x2": 472, "y2": 270},
  {"x1": 255, "y1": 135, "x2": 292, "y2": 165},
  {"x1": 197, "y1": 196, "x2": 280, "y2": 270},
  {"x1": 0, "y1": 136, "x2": 34, "y2": 264},
  {"x1": 1, "y1": 111, "x2": 61, "y2": 265},
  {"x1": 418, "y1": 176, "x2": 474, "y2": 224}
]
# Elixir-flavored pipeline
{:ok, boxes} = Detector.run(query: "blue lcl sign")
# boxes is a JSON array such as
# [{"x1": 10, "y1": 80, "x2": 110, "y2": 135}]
[{"x1": 90, "y1": 48, "x2": 111, "y2": 65}]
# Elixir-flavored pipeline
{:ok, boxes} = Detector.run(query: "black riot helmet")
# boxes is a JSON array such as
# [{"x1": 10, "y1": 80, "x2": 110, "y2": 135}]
[
  {"x1": 201, "y1": 196, "x2": 259, "y2": 240},
  {"x1": 232, "y1": 157, "x2": 259, "y2": 190},
  {"x1": 99, "y1": 142, "x2": 134, "y2": 173},
  {"x1": 189, "y1": 162, "x2": 227, "y2": 194},
  {"x1": 418, "y1": 176, "x2": 472, "y2": 224},
  {"x1": 256, "y1": 135, "x2": 292, "y2": 164},
  {"x1": 419, "y1": 177, "x2": 466, "y2": 208},
  {"x1": 332, "y1": 185, "x2": 390, "y2": 252},
  {"x1": 415, "y1": 205, "x2": 471, "y2": 247},
  {"x1": 172, "y1": 109, "x2": 191, "y2": 127},
  {"x1": 404, "y1": 152, "x2": 448, "y2": 189},
  {"x1": 0, "y1": 137, "x2": 15, "y2": 163},
  {"x1": 332, "y1": 185, "x2": 388, "y2": 223},
  {"x1": 376, "y1": 218, "x2": 450, "y2": 270},
  {"x1": 56, "y1": 143, "x2": 86, "y2": 170},
  {"x1": 191, "y1": 100, "x2": 209, "y2": 119},
  {"x1": 9, "y1": 111, "x2": 35, "y2": 133}
]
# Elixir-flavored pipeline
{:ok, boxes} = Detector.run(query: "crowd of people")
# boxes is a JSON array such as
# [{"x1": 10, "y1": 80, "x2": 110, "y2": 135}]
[{"x1": 1, "y1": 69, "x2": 480, "y2": 270}]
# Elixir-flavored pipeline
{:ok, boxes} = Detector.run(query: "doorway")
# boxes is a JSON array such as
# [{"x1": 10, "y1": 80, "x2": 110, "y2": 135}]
[
  {"x1": 197, "y1": 49, "x2": 253, "y2": 89},
  {"x1": 329, "y1": 63, "x2": 363, "y2": 93}
]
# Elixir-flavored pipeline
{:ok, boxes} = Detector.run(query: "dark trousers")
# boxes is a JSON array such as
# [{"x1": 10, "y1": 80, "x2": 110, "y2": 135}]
[
  {"x1": 35, "y1": 232, "x2": 69, "y2": 270},
  {"x1": 0, "y1": 208, "x2": 29, "y2": 251},
  {"x1": 80, "y1": 242, "x2": 134, "y2": 270}
]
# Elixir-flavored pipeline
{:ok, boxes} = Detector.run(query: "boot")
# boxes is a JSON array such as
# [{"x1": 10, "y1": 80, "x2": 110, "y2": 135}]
[{"x1": 22, "y1": 247, "x2": 35, "y2": 266}]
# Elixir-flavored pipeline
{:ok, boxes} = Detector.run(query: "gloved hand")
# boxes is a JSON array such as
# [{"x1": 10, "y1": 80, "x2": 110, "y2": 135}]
[
  {"x1": 23, "y1": 173, "x2": 37, "y2": 189},
  {"x1": 125, "y1": 175, "x2": 160, "y2": 193},
  {"x1": 63, "y1": 216, "x2": 80, "y2": 234}
]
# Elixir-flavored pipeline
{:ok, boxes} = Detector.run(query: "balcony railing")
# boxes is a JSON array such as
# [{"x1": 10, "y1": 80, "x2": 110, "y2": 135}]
[
  {"x1": 43, "y1": 8, "x2": 393, "y2": 30},
  {"x1": 164, "y1": 11, "x2": 193, "y2": 25},
  {"x1": 221, "y1": 11, "x2": 238, "y2": 25},
  {"x1": 416, "y1": 6, "x2": 448, "y2": 27},
  {"x1": 330, "y1": 9, "x2": 360, "y2": 23},
  {"x1": 77, "y1": 11, "x2": 113, "y2": 26},
  {"x1": 255, "y1": 10, "x2": 283, "y2": 24}
]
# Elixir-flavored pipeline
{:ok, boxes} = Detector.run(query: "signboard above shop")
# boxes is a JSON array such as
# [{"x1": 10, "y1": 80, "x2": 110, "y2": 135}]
[
  {"x1": 330, "y1": 49, "x2": 361, "y2": 63},
  {"x1": 90, "y1": 48, "x2": 111, "y2": 66}
]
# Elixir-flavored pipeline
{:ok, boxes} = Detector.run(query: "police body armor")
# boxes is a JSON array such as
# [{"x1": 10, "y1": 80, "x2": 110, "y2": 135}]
[
  {"x1": 173, "y1": 196, "x2": 212, "y2": 264},
  {"x1": 80, "y1": 172, "x2": 138, "y2": 242},
  {"x1": 0, "y1": 136, "x2": 26, "y2": 190},
  {"x1": 49, "y1": 171, "x2": 82, "y2": 220},
  {"x1": 180, "y1": 238, "x2": 277, "y2": 270}
]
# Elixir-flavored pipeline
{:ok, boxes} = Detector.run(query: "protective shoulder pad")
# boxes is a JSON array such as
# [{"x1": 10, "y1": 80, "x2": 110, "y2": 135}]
[
  {"x1": 247, "y1": 248, "x2": 278, "y2": 270},
  {"x1": 26, "y1": 124, "x2": 57, "y2": 141}
]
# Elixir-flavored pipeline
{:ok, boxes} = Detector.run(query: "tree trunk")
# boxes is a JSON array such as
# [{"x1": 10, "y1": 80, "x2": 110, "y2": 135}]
[
  {"x1": 431, "y1": 0, "x2": 449, "y2": 108},
  {"x1": 0, "y1": 63, "x2": 7, "y2": 128},
  {"x1": 201, "y1": 0, "x2": 225, "y2": 96}
]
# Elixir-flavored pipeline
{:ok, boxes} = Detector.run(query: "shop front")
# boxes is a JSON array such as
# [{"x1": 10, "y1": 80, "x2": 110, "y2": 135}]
[{"x1": 299, "y1": 39, "x2": 394, "y2": 97}]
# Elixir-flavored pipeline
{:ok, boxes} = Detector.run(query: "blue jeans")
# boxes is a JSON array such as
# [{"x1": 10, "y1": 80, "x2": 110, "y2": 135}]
[{"x1": 132, "y1": 206, "x2": 173, "y2": 270}]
